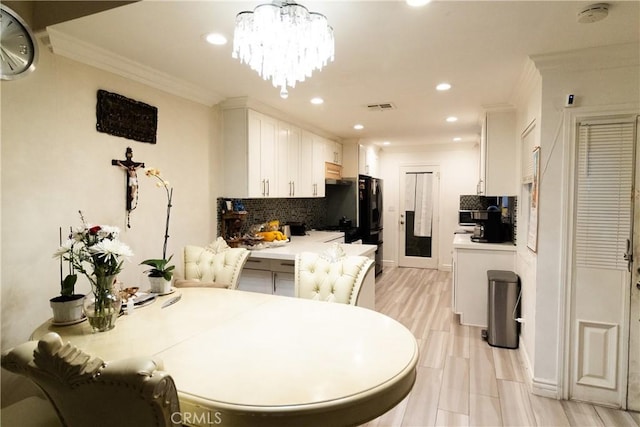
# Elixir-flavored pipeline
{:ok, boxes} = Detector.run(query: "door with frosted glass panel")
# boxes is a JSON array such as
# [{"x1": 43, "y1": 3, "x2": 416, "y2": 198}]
[{"x1": 399, "y1": 166, "x2": 439, "y2": 269}]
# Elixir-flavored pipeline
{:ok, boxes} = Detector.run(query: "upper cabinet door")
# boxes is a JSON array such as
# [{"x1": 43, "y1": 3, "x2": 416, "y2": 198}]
[
  {"x1": 298, "y1": 131, "x2": 314, "y2": 197},
  {"x1": 311, "y1": 132, "x2": 326, "y2": 197},
  {"x1": 325, "y1": 140, "x2": 342, "y2": 165},
  {"x1": 276, "y1": 121, "x2": 301, "y2": 197},
  {"x1": 249, "y1": 110, "x2": 278, "y2": 197},
  {"x1": 483, "y1": 110, "x2": 517, "y2": 195},
  {"x1": 358, "y1": 144, "x2": 380, "y2": 178}
]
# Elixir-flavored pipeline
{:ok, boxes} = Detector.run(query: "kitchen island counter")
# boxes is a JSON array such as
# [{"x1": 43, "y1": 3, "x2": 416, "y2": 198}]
[
  {"x1": 249, "y1": 231, "x2": 376, "y2": 261},
  {"x1": 453, "y1": 233, "x2": 516, "y2": 251},
  {"x1": 240, "y1": 231, "x2": 378, "y2": 309},
  {"x1": 452, "y1": 233, "x2": 516, "y2": 326}
]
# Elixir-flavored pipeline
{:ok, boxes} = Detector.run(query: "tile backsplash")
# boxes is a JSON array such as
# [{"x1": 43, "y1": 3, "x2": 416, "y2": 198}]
[
  {"x1": 217, "y1": 198, "x2": 327, "y2": 237},
  {"x1": 459, "y1": 195, "x2": 518, "y2": 244}
]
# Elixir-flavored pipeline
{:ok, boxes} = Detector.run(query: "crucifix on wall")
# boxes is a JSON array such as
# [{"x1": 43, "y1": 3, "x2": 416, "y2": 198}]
[{"x1": 112, "y1": 147, "x2": 145, "y2": 228}]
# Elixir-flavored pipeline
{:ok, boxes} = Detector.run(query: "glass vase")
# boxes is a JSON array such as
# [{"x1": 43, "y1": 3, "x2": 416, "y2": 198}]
[{"x1": 83, "y1": 274, "x2": 122, "y2": 332}]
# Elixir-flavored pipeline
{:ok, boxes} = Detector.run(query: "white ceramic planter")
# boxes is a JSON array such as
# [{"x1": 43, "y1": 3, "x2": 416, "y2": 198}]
[
  {"x1": 148, "y1": 276, "x2": 172, "y2": 294},
  {"x1": 50, "y1": 294, "x2": 85, "y2": 323}
]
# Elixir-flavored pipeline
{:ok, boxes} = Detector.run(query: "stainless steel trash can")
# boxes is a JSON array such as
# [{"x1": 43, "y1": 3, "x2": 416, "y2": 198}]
[{"x1": 486, "y1": 270, "x2": 520, "y2": 349}]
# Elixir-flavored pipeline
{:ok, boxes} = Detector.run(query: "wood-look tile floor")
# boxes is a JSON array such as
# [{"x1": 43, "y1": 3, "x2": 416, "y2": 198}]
[{"x1": 361, "y1": 267, "x2": 640, "y2": 427}]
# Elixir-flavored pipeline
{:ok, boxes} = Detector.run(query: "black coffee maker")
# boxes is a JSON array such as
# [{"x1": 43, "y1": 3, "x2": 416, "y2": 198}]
[{"x1": 471, "y1": 206, "x2": 504, "y2": 243}]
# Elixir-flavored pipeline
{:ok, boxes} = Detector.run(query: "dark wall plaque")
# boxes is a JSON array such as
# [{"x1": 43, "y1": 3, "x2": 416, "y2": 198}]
[{"x1": 96, "y1": 90, "x2": 158, "y2": 144}]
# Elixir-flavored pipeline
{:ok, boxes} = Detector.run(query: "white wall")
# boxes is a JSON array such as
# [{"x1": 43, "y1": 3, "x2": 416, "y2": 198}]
[
  {"x1": 1, "y1": 39, "x2": 218, "y2": 351},
  {"x1": 511, "y1": 62, "x2": 542, "y2": 391},
  {"x1": 379, "y1": 143, "x2": 479, "y2": 270},
  {"x1": 524, "y1": 43, "x2": 640, "y2": 396}
]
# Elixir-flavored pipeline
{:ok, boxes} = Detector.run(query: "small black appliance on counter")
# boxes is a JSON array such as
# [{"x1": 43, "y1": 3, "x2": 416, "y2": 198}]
[
  {"x1": 286, "y1": 222, "x2": 307, "y2": 236},
  {"x1": 316, "y1": 217, "x2": 360, "y2": 243},
  {"x1": 461, "y1": 195, "x2": 516, "y2": 244},
  {"x1": 471, "y1": 206, "x2": 504, "y2": 243}
]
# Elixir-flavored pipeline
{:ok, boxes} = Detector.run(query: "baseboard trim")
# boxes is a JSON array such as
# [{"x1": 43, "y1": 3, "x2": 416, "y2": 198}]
[
  {"x1": 518, "y1": 339, "x2": 559, "y2": 399},
  {"x1": 440, "y1": 263, "x2": 452, "y2": 272},
  {"x1": 531, "y1": 378, "x2": 559, "y2": 399}
]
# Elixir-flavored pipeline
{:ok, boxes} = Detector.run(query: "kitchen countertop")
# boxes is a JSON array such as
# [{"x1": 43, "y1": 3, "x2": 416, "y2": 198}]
[
  {"x1": 453, "y1": 233, "x2": 516, "y2": 252},
  {"x1": 293, "y1": 230, "x2": 345, "y2": 243},
  {"x1": 249, "y1": 231, "x2": 377, "y2": 260}
]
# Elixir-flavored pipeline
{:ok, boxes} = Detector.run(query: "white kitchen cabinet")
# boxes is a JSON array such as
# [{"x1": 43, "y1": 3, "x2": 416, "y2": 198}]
[
  {"x1": 479, "y1": 110, "x2": 517, "y2": 195},
  {"x1": 325, "y1": 139, "x2": 343, "y2": 165},
  {"x1": 237, "y1": 258, "x2": 296, "y2": 297},
  {"x1": 272, "y1": 259, "x2": 296, "y2": 297},
  {"x1": 276, "y1": 121, "x2": 301, "y2": 197},
  {"x1": 250, "y1": 111, "x2": 278, "y2": 197},
  {"x1": 311, "y1": 135, "x2": 325, "y2": 197},
  {"x1": 223, "y1": 107, "x2": 329, "y2": 198},
  {"x1": 300, "y1": 130, "x2": 325, "y2": 197},
  {"x1": 273, "y1": 272, "x2": 295, "y2": 297},
  {"x1": 223, "y1": 108, "x2": 277, "y2": 198},
  {"x1": 238, "y1": 257, "x2": 272, "y2": 293},
  {"x1": 452, "y1": 234, "x2": 516, "y2": 327},
  {"x1": 358, "y1": 144, "x2": 380, "y2": 177},
  {"x1": 237, "y1": 268, "x2": 273, "y2": 294}
]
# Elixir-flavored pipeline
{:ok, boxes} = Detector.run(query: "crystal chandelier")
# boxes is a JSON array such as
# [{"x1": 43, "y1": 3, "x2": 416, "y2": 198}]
[{"x1": 232, "y1": 1, "x2": 334, "y2": 98}]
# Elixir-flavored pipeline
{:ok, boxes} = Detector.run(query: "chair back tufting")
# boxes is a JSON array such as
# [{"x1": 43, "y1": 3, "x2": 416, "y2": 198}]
[
  {"x1": 295, "y1": 252, "x2": 374, "y2": 305},
  {"x1": 181, "y1": 238, "x2": 250, "y2": 290},
  {"x1": 1, "y1": 332, "x2": 180, "y2": 427}
]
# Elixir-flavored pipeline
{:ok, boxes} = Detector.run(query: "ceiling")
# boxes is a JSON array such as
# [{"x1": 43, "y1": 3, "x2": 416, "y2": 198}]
[{"x1": 47, "y1": 1, "x2": 639, "y2": 149}]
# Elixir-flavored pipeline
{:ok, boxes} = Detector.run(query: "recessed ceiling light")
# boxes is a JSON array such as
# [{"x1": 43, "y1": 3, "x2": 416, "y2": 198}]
[
  {"x1": 453, "y1": 137, "x2": 462, "y2": 142},
  {"x1": 204, "y1": 33, "x2": 227, "y2": 45},
  {"x1": 354, "y1": 124, "x2": 364, "y2": 130},
  {"x1": 310, "y1": 97, "x2": 324, "y2": 105},
  {"x1": 406, "y1": 0, "x2": 431, "y2": 7},
  {"x1": 446, "y1": 116, "x2": 458, "y2": 122},
  {"x1": 436, "y1": 83, "x2": 452, "y2": 91},
  {"x1": 382, "y1": 141, "x2": 391, "y2": 146}
]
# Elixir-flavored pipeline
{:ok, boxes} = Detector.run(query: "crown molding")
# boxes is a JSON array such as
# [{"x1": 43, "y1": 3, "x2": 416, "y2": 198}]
[
  {"x1": 482, "y1": 103, "x2": 516, "y2": 113},
  {"x1": 531, "y1": 42, "x2": 639, "y2": 73},
  {"x1": 382, "y1": 141, "x2": 477, "y2": 154},
  {"x1": 46, "y1": 27, "x2": 224, "y2": 106},
  {"x1": 510, "y1": 57, "x2": 540, "y2": 107},
  {"x1": 220, "y1": 96, "x2": 340, "y2": 141}
]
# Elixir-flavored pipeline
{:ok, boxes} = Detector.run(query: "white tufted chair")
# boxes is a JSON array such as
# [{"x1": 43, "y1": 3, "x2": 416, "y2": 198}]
[
  {"x1": 177, "y1": 237, "x2": 250, "y2": 290},
  {"x1": 295, "y1": 251, "x2": 374, "y2": 305},
  {"x1": 1, "y1": 332, "x2": 180, "y2": 427}
]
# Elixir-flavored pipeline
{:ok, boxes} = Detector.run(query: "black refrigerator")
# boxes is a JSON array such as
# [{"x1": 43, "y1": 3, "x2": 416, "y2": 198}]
[{"x1": 359, "y1": 175, "x2": 383, "y2": 276}]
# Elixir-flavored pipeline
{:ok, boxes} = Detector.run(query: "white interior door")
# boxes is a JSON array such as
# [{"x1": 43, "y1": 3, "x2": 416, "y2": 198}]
[
  {"x1": 569, "y1": 117, "x2": 637, "y2": 407},
  {"x1": 398, "y1": 165, "x2": 439, "y2": 269},
  {"x1": 628, "y1": 118, "x2": 640, "y2": 411}
]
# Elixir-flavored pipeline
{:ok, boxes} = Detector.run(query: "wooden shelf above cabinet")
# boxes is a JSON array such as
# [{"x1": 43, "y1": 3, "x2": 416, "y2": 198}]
[
  {"x1": 222, "y1": 212, "x2": 247, "y2": 219},
  {"x1": 325, "y1": 162, "x2": 343, "y2": 180}
]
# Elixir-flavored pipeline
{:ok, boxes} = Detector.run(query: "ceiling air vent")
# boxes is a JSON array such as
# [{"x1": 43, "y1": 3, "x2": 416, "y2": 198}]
[{"x1": 367, "y1": 103, "x2": 396, "y2": 111}]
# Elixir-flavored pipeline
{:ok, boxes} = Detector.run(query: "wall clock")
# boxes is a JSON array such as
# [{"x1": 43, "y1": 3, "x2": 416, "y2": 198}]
[{"x1": 0, "y1": 4, "x2": 38, "y2": 80}]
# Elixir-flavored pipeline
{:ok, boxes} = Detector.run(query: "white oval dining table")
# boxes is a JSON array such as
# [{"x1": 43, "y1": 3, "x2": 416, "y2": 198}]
[{"x1": 32, "y1": 288, "x2": 419, "y2": 427}]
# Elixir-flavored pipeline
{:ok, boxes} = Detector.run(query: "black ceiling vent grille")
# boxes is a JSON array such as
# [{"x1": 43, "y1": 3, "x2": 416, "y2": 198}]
[{"x1": 367, "y1": 103, "x2": 396, "y2": 111}]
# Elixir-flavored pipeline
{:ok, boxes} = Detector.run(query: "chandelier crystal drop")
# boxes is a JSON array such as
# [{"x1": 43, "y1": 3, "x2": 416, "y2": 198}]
[{"x1": 232, "y1": 1, "x2": 334, "y2": 98}]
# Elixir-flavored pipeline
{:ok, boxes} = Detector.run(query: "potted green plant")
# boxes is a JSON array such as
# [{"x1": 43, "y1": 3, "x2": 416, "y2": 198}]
[
  {"x1": 50, "y1": 227, "x2": 84, "y2": 324},
  {"x1": 141, "y1": 255, "x2": 175, "y2": 293},
  {"x1": 141, "y1": 168, "x2": 175, "y2": 294}
]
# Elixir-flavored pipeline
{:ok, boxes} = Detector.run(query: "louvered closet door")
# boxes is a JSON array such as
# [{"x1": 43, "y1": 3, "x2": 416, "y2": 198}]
[{"x1": 570, "y1": 118, "x2": 636, "y2": 407}]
